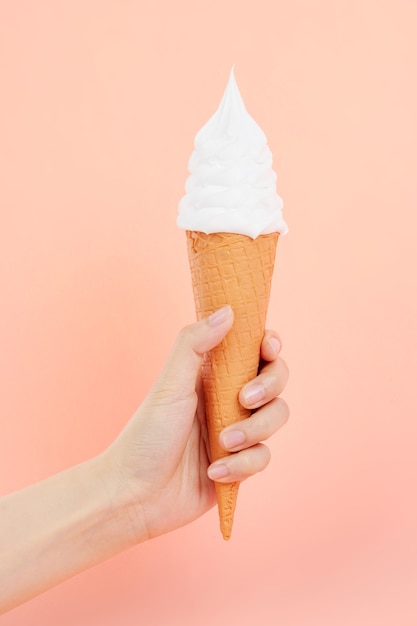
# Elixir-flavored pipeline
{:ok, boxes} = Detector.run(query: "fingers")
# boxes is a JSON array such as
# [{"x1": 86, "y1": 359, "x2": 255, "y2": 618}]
[
  {"x1": 220, "y1": 397, "x2": 289, "y2": 452},
  {"x1": 207, "y1": 397, "x2": 289, "y2": 483},
  {"x1": 260, "y1": 330, "x2": 282, "y2": 362},
  {"x1": 206, "y1": 326, "x2": 289, "y2": 484},
  {"x1": 207, "y1": 444, "x2": 271, "y2": 483},
  {"x1": 237, "y1": 329, "x2": 288, "y2": 409},
  {"x1": 239, "y1": 356, "x2": 289, "y2": 409}
]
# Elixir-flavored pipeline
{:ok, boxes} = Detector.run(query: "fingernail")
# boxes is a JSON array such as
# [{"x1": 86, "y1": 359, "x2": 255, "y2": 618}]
[
  {"x1": 208, "y1": 305, "x2": 232, "y2": 327},
  {"x1": 222, "y1": 429, "x2": 246, "y2": 449},
  {"x1": 207, "y1": 463, "x2": 229, "y2": 480},
  {"x1": 242, "y1": 383, "x2": 265, "y2": 405},
  {"x1": 268, "y1": 337, "x2": 281, "y2": 355}
]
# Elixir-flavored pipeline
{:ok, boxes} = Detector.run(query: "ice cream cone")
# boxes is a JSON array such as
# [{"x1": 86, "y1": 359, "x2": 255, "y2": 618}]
[{"x1": 186, "y1": 230, "x2": 279, "y2": 540}]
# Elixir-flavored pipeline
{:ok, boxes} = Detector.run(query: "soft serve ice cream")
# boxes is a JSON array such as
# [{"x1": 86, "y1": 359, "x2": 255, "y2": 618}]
[{"x1": 177, "y1": 67, "x2": 288, "y2": 239}]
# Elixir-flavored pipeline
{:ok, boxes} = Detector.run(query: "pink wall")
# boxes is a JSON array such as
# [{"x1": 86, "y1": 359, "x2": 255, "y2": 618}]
[{"x1": 1, "y1": 1, "x2": 416, "y2": 624}]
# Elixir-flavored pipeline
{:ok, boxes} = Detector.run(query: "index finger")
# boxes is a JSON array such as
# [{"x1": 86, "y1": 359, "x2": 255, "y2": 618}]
[{"x1": 260, "y1": 330, "x2": 282, "y2": 362}]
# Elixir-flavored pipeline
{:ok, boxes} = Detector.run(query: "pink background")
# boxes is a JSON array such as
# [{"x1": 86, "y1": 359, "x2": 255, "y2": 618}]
[{"x1": 1, "y1": 1, "x2": 416, "y2": 624}]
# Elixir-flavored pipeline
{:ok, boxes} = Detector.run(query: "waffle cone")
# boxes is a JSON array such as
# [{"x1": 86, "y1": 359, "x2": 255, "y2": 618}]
[{"x1": 186, "y1": 230, "x2": 278, "y2": 539}]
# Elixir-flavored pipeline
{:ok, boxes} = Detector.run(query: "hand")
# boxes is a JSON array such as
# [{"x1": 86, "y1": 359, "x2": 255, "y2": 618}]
[
  {"x1": 103, "y1": 305, "x2": 289, "y2": 541},
  {"x1": 0, "y1": 306, "x2": 289, "y2": 612}
]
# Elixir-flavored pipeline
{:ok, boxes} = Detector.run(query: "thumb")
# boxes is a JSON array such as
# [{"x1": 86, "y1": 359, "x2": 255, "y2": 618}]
[{"x1": 152, "y1": 305, "x2": 234, "y2": 399}]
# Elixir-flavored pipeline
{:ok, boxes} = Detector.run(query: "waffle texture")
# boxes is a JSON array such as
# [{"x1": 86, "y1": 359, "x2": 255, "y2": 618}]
[{"x1": 186, "y1": 231, "x2": 278, "y2": 539}]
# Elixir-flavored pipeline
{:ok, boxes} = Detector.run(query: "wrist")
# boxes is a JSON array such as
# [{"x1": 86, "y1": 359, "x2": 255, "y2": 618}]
[{"x1": 93, "y1": 450, "x2": 151, "y2": 546}]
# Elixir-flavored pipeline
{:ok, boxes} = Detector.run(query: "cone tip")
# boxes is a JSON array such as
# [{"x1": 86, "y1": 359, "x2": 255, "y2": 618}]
[{"x1": 220, "y1": 519, "x2": 233, "y2": 541}]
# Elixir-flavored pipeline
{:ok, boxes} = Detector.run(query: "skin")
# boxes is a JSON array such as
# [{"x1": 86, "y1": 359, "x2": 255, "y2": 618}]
[{"x1": 0, "y1": 306, "x2": 289, "y2": 614}]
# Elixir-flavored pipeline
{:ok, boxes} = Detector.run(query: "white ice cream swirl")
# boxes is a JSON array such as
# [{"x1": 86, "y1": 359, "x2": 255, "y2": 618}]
[{"x1": 177, "y1": 67, "x2": 288, "y2": 239}]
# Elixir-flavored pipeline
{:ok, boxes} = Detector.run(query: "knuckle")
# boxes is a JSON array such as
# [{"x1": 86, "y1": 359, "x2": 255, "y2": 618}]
[
  {"x1": 262, "y1": 444, "x2": 272, "y2": 468},
  {"x1": 251, "y1": 410, "x2": 274, "y2": 438},
  {"x1": 264, "y1": 400, "x2": 283, "y2": 429},
  {"x1": 177, "y1": 322, "x2": 194, "y2": 342},
  {"x1": 240, "y1": 454, "x2": 256, "y2": 477},
  {"x1": 258, "y1": 357, "x2": 289, "y2": 396},
  {"x1": 268, "y1": 398, "x2": 290, "y2": 430},
  {"x1": 245, "y1": 399, "x2": 285, "y2": 441},
  {"x1": 279, "y1": 357, "x2": 290, "y2": 382},
  {"x1": 280, "y1": 397, "x2": 290, "y2": 421},
  {"x1": 273, "y1": 396, "x2": 290, "y2": 418},
  {"x1": 241, "y1": 445, "x2": 270, "y2": 477}
]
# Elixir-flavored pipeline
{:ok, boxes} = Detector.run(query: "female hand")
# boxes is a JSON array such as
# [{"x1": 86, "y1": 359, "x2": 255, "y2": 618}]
[
  {"x1": 0, "y1": 305, "x2": 289, "y2": 612},
  {"x1": 104, "y1": 305, "x2": 289, "y2": 541}
]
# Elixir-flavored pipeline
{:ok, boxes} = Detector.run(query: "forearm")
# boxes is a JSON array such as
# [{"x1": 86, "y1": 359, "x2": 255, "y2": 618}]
[{"x1": 0, "y1": 454, "x2": 142, "y2": 614}]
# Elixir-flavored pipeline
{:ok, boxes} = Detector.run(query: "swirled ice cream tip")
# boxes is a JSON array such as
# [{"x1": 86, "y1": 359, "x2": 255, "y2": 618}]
[{"x1": 177, "y1": 67, "x2": 288, "y2": 239}]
